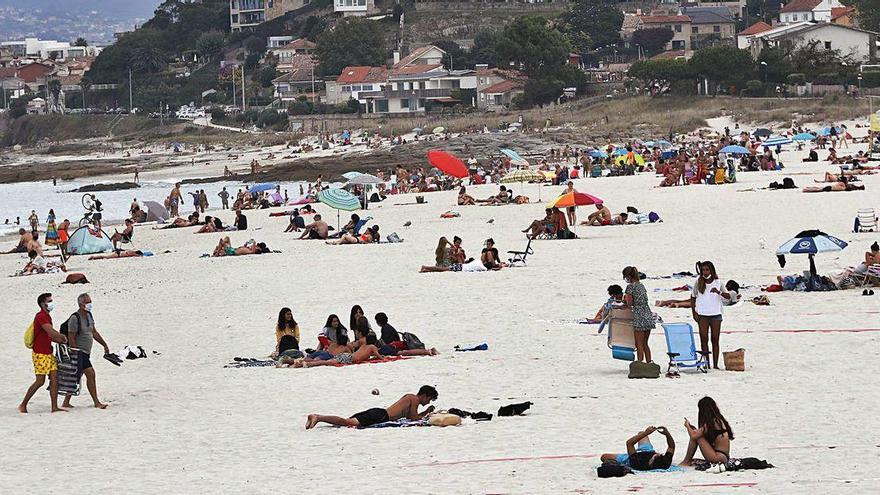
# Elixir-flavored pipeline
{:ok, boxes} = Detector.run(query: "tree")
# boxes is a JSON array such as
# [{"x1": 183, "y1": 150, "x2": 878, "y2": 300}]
[
  {"x1": 196, "y1": 31, "x2": 226, "y2": 59},
  {"x1": 315, "y1": 17, "x2": 386, "y2": 76},
  {"x1": 74, "y1": 37, "x2": 88, "y2": 47},
  {"x1": 244, "y1": 35, "x2": 267, "y2": 55},
  {"x1": 788, "y1": 40, "x2": 856, "y2": 81},
  {"x1": 688, "y1": 46, "x2": 755, "y2": 91},
  {"x1": 432, "y1": 39, "x2": 467, "y2": 70},
  {"x1": 258, "y1": 65, "x2": 278, "y2": 87},
  {"x1": 470, "y1": 30, "x2": 500, "y2": 67},
  {"x1": 562, "y1": 0, "x2": 624, "y2": 53},
  {"x1": 844, "y1": 0, "x2": 880, "y2": 32},
  {"x1": 47, "y1": 79, "x2": 61, "y2": 101},
  {"x1": 632, "y1": 28, "x2": 674, "y2": 56},
  {"x1": 494, "y1": 16, "x2": 570, "y2": 77},
  {"x1": 756, "y1": 46, "x2": 792, "y2": 84},
  {"x1": 128, "y1": 47, "x2": 168, "y2": 73},
  {"x1": 300, "y1": 16, "x2": 328, "y2": 41},
  {"x1": 628, "y1": 58, "x2": 690, "y2": 94}
]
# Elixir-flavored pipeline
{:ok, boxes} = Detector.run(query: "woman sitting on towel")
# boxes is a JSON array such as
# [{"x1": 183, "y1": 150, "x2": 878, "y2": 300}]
[
  {"x1": 680, "y1": 396, "x2": 734, "y2": 466},
  {"x1": 275, "y1": 307, "x2": 300, "y2": 356},
  {"x1": 458, "y1": 186, "x2": 476, "y2": 206},
  {"x1": 317, "y1": 314, "x2": 349, "y2": 352},
  {"x1": 481, "y1": 238, "x2": 506, "y2": 270}
]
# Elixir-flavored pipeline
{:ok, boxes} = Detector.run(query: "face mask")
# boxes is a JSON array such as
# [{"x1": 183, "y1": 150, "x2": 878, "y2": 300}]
[
  {"x1": 703, "y1": 273, "x2": 712, "y2": 279},
  {"x1": 45, "y1": 302, "x2": 54, "y2": 313},
  {"x1": 85, "y1": 303, "x2": 93, "y2": 312}
]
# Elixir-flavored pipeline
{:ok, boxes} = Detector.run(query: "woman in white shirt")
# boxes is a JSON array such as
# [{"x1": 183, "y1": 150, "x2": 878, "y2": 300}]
[{"x1": 690, "y1": 261, "x2": 731, "y2": 369}]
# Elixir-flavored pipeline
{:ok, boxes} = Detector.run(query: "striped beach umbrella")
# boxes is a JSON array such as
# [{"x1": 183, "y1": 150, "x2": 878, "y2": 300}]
[
  {"x1": 500, "y1": 148, "x2": 529, "y2": 166},
  {"x1": 546, "y1": 191, "x2": 603, "y2": 209},
  {"x1": 501, "y1": 169, "x2": 544, "y2": 199},
  {"x1": 318, "y1": 188, "x2": 361, "y2": 230},
  {"x1": 762, "y1": 136, "x2": 792, "y2": 147}
]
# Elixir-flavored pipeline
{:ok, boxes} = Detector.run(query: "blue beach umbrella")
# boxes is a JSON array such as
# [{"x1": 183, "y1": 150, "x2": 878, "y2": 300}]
[
  {"x1": 818, "y1": 126, "x2": 843, "y2": 136},
  {"x1": 500, "y1": 148, "x2": 529, "y2": 166},
  {"x1": 776, "y1": 229, "x2": 847, "y2": 287},
  {"x1": 612, "y1": 148, "x2": 628, "y2": 156},
  {"x1": 589, "y1": 149, "x2": 608, "y2": 158},
  {"x1": 719, "y1": 145, "x2": 750, "y2": 155},
  {"x1": 793, "y1": 133, "x2": 816, "y2": 141},
  {"x1": 341, "y1": 171, "x2": 363, "y2": 180},
  {"x1": 250, "y1": 183, "x2": 276, "y2": 194},
  {"x1": 762, "y1": 136, "x2": 792, "y2": 147}
]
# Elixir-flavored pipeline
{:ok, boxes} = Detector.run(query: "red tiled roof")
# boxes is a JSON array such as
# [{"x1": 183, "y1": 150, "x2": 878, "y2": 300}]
[
  {"x1": 280, "y1": 38, "x2": 316, "y2": 50},
  {"x1": 336, "y1": 66, "x2": 388, "y2": 84},
  {"x1": 391, "y1": 64, "x2": 442, "y2": 76},
  {"x1": 739, "y1": 21, "x2": 773, "y2": 36},
  {"x1": 640, "y1": 15, "x2": 691, "y2": 24},
  {"x1": 831, "y1": 6, "x2": 855, "y2": 20},
  {"x1": 779, "y1": 0, "x2": 822, "y2": 14},
  {"x1": 480, "y1": 80, "x2": 524, "y2": 94},
  {"x1": 279, "y1": 54, "x2": 316, "y2": 70},
  {"x1": 394, "y1": 45, "x2": 444, "y2": 69}
]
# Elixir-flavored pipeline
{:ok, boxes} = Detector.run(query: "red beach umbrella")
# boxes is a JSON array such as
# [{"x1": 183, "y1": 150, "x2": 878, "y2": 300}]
[{"x1": 427, "y1": 150, "x2": 469, "y2": 178}]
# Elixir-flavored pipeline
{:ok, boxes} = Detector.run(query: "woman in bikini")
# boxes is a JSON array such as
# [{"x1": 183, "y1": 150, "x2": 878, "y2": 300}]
[
  {"x1": 325, "y1": 230, "x2": 374, "y2": 245},
  {"x1": 420, "y1": 237, "x2": 457, "y2": 272},
  {"x1": 458, "y1": 186, "x2": 476, "y2": 206},
  {"x1": 680, "y1": 396, "x2": 734, "y2": 466}
]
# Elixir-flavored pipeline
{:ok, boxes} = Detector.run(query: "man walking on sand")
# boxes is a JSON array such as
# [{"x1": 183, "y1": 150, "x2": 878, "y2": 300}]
[
  {"x1": 169, "y1": 183, "x2": 182, "y2": 217},
  {"x1": 306, "y1": 385, "x2": 438, "y2": 429},
  {"x1": 62, "y1": 293, "x2": 110, "y2": 409},
  {"x1": 19, "y1": 293, "x2": 68, "y2": 413}
]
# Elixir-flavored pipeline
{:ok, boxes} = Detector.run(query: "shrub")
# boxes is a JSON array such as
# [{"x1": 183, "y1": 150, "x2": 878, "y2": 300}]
[
  {"x1": 787, "y1": 73, "x2": 806, "y2": 85},
  {"x1": 210, "y1": 107, "x2": 226, "y2": 120},
  {"x1": 745, "y1": 80, "x2": 764, "y2": 96}
]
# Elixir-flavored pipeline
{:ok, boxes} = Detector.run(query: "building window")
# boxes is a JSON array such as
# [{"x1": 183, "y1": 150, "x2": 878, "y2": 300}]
[
  {"x1": 675, "y1": 24, "x2": 682, "y2": 33},
  {"x1": 672, "y1": 40, "x2": 685, "y2": 50},
  {"x1": 342, "y1": 86, "x2": 351, "y2": 92},
  {"x1": 692, "y1": 26, "x2": 698, "y2": 34},
  {"x1": 493, "y1": 95, "x2": 502, "y2": 105},
  {"x1": 824, "y1": 41, "x2": 832, "y2": 49},
  {"x1": 400, "y1": 98, "x2": 409, "y2": 109},
  {"x1": 713, "y1": 25, "x2": 720, "y2": 33},
  {"x1": 375, "y1": 100, "x2": 389, "y2": 112},
  {"x1": 232, "y1": 14, "x2": 239, "y2": 23},
  {"x1": 231, "y1": 0, "x2": 237, "y2": 8}
]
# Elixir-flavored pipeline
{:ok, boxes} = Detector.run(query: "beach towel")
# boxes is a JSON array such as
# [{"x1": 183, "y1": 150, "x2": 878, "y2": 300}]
[
  {"x1": 454, "y1": 343, "x2": 489, "y2": 351},
  {"x1": 56, "y1": 345, "x2": 80, "y2": 396},
  {"x1": 327, "y1": 356, "x2": 411, "y2": 367},
  {"x1": 358, "y1": 418, "x2": 429, "y2": 429},
  {"x1": 597, "y1": 463, "x2": 686, "y2": 477},
  {"x1": 224, "y1": 358, "x2": 276, "y2": 368}
]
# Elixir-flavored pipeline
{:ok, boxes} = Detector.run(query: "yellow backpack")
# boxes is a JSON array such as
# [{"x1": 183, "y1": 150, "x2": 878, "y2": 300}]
[{"x1": 24, "y1": 322, "x2": 35, "y2": 349}]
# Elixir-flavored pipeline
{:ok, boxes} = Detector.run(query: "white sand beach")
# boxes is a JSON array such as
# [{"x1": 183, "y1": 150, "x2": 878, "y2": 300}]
[{"x1": 2, "y1": 120, "x2": 880, "y2": 494}]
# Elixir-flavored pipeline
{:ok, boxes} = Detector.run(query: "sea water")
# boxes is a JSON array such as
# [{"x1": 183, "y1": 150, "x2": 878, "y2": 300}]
[{"x1": 0, "y1": 179, "x2": 310, "y2": 237}]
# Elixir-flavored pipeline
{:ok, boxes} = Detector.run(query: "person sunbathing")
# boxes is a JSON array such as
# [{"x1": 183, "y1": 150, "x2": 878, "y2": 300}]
[
  {"x1": 583, "y1": 203, "x2": 612, "y2": 226},
  {"x1": 600, "y1": 426, "x2": 675, "y2": 472},
  {"x1": 523, "y1": 209, "x2": 556, "y2": 238},
  {"x1": 298, "y1": 214, "x2": 330, "y2": 240},
  {"x1": 476, "y1": 186, "x2": 510, "y2": 205},
  {"x1": 458, "y1": 186, "x2": 476, "y2": 206},
  {"x1": 326, "y1": 229, "x2": 373, "y2": 245},
  {"x1": 88, "y1": 249, "x2": 145, "y2": 260},
  {"x1": 159, "y1": 213, "x2": 200, "y2": 229},
  {"x1": 295, "y1": 334, "x2": 386, "y2": 368},
  {"x1": 420, "y1": 237, "x2": 454, "y2": 272},
  {"x1": 854, "y1": 241, "x2": 880, "y2": 275},
  {"x1": 6, "y1": 228, "x2": 36, "y2": 254},
  {"x1": 195, "y1": 216, "x2": 220, "y2": 234},
  {"x1": 20, "y1": 250, "x2": 63, "y2": 275},
  {"x1": 803, "y1": 177, "x2": 865, "y2": 192},
  {"x1": 306, "y1": 385, "x2": 438, "y2": 429},
  {"x1": 213, "y1": 237, "x2": 268, "y2": 256},
  {"x1": 658, "y1": 169, "x2": 681, "y2": 187}
]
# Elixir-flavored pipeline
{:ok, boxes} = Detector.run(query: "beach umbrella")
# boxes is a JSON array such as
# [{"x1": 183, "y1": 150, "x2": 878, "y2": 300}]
[
  {"x1": 793, "y1": 132, "x2": 816, "y2": 141},
  {"x1": 432, "y1": 126, "x2": 445, "y2": 134},
  {"x1": 719, "y1": 145, "x2": 750, "y2": 155},
  {"x1": 500, "y1": 148, "x2": 529, "y2": 166},
  {"x1": 427, "y1": 150, "x2": 469, "y2": 178},
  {"x1": 318, "y1": 188, "x2": 360, "y2": 229},
  {"x1": 341, "y1": 171, "x2": 363, "y2": 180},
  {"x1": 250, "y1": 183, "x2": 276, "y2": 194},
  {"x1": 501, "y1": 169, "x2": 544, "y2": 199},
  {"x1": 776, "y1": 229, "x2": 847, "y2": 289},
  {"x1": 546, "y1": 191, "x2": 603, "y2": 209},
  {"x1": 143, "y1": 200, "x2": 169, "y2": 222},
  {"x1": 612, "y1": 147, "x2": 628, "y2": 156},
  {"x1": 588, "y1": 149, "x2": 608, "y2": 158},
  {"x1": 762, "y1": 136, "x2": 792, "y2": 147},
  {"x1": 614, "y1": 153, "x2": 645, "y2": 167},
  {"x1": 346, "y1": 173, "x2": 383, "y2": 185},
  {"x1": 753, "y1": 128, "x2": 772, "y2": 138},
  {"x1": 818, "y1": 126, "x2": 843, "y2": 136},
  {"x1": 412, "y1": 127, "x2": 422, "y2": 133},
  {"x1": 655, "y1": 139, "x2": 672, "y2": 148},
  {"x1": 508, "y1": 122, "x2": 522, "y2": 129}
]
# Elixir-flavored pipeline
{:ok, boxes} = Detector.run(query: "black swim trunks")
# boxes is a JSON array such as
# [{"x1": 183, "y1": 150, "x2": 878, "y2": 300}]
[
  {"x1": 350, "y1": 407, "x2": 389, "y2": 427},
  {"x1": 307, "y1": 230, "x2": 324, "y2": 240}
]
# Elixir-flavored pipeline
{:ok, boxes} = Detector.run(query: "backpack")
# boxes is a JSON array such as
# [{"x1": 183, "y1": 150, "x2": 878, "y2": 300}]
[
  {"x1": 24, "y1": 322, "x2": 35, "y2": 349},
  {"x1": 59, "y1": 312, "x2": 80, "y2": 337},
  {"x1": 597, "y1": 462, "x2": 632, "y2": 478},
  {"x1": 400, "y1": 332, "x2": 425, "y2": 350}
]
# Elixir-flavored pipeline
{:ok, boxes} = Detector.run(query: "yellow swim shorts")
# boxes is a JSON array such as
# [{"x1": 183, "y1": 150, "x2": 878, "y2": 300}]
[{"x1": 32, "y1": 352, "x2": 58, "y2": 375}]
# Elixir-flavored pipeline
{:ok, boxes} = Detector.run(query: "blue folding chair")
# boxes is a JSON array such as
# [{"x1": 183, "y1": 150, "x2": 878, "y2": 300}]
[
  {"x1": 607, "y1": 308, "x2": 636, "y2": 361},
  {"x1": 662, "y1": 322, "x2": 709, "y2": 375}
]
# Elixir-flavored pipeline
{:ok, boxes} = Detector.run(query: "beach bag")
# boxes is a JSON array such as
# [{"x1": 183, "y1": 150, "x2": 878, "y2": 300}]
[
  {"x1": 386, "y1": 232, "x2": 402, "y2": 243},
  {"x1": 723, "y1": 348, "x2": 745, "y2": 371},
  {"x1": 648, "y1": 212, "x2": 660, "y2": 223},
  {"x1": 56, "y1": 345, "x2": 81, "y2": 396},
  {"x1": 427, "y1": 413, "x2": 462, "y2": 427},
  {"x1": 628, "y1": 361, "x2": 661, "y2": 379},
  {"x1": 597, "y1": 462, "x2": 632, "y2": 478},
  {"x1": 24, "y1": 322, "x2": 35, "y2": 349},
  {"x1": 400, "y1": 332, "x2": 425, "y2": 350}
]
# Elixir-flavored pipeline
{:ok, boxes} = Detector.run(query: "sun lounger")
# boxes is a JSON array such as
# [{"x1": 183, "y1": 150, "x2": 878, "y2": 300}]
[
  {"x1": 661, "y1": 322, "x2": 709, "y2": 375},
  {"x1": 607, "y1": 308, "x2": 636, "y2": 361},
  {"x1": 508, "y1": 237, "x2": 533, "y2": 265},
  {"x1": 855, "y1": 208, "x2": 877, "y2": 232}
]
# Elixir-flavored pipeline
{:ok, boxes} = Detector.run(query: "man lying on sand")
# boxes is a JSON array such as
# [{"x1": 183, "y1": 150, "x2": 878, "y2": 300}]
[
  {"x1": 600, "y1": 426, "x2": 675, "y2": 471},
  {"x1": 212, "y1": 237, "x2": 269, "y2": 257},
  {"x1": 298, "y1": 214, "x2": 329, "y2": 240},
  {"x1": 157, "y1": 213, "x2": 200, "y2": 229},
  {"x1": 802, "y1": 176, "x2": 865, "y2": 192},
  {"x1": 88, "y1": 250, "x2": 152, "y2": 260},
  {"x1": 305, "y1": 385, "x2": 438, "y2": 429}
]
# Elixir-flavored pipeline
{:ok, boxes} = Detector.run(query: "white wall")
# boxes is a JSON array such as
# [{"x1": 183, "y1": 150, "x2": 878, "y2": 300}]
[{"x1": 793, "y1": 25, "x2": 872, "y2": 61}]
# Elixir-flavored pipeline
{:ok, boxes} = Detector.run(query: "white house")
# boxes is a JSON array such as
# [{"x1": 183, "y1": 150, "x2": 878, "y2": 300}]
[
  {"x1": 737, "y1": 21, "x2": 773, "y2": 49},
  {"x1": 333, "y1": 0, "x2": 375, "y2": 17},
  {"x1": 749, "y1": 22, "x2": 877, "y2": 62},
  {"x1": 777, "y1": 0, "x2": 843, "y2": 25}
]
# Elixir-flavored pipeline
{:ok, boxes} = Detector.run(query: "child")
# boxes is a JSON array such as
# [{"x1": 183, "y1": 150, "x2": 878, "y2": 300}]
[{"x1": 592, "y1": 284, "x2": 624, "y2": 333}]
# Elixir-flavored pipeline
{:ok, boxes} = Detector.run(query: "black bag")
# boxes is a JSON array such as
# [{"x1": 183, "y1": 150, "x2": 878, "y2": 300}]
[
  {"x1": 498, "y1": 401, "x2": 532, "y2": 416},
  {"x1": 59, "y1": 312, "x2": 80, "y2": 337},
  {"x1": 597, "y1": 462, "x2": 632, "y2": 478},
  {"x1": 400, "y1": 332, "x2": 425, "y2": 350}
]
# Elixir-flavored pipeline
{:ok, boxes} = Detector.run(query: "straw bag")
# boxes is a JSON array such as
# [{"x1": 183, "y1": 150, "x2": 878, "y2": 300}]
[{"x1": 723, "y1": 348, "x2": 745, "y2": 371}]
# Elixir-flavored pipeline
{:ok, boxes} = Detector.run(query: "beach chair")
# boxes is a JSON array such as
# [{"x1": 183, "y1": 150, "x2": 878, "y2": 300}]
[
  {"x1": 661, "y1": 322, "x2": 709, "y2": 375},
  {"x1": 863, "y1": 265, "x2": 880, "y2": 286},
  {"x1": 607, "y1": 308, "x2": 636, "y2": 361},
  {"x1": 507, "y1": 237, "x2": 533, "y2": 266},
  {"x1": 855, "y1": 208, "x2": 877, "y2": 232}
]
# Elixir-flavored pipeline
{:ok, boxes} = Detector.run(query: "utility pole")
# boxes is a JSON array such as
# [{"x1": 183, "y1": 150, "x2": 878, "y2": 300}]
[
  {"x1": 1, "y1": 78, "x2": 6, "y2": 109},
  {"x1": 159, "y1": 100, "x2": 163, "y2": 128},
  {"x1": 128, "y1": 67, "x2": 133, "y2": 112},
  {"x1": 241, "y1": 65, "x2": 246, "y2": 111},
  {"x1": 232, "y1": 67, "x2": 237, "y2": 109}
]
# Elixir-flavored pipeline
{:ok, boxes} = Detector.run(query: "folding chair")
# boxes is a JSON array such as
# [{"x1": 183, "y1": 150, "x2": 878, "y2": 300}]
[
  {"x1": 863, "y1": 265, "x2": 880, "y2": 286},
  {"x1": 855, "y1": 208, "x2": 877, "y2": 232},
  {"x1": 607, "y1": 308, "x2": 636, "y2": 361},
  {"x1": 661, "y1": 322, "x2": 709, "y2": 375},
  {"x1": 507, "y1": 237, "x2": 533, "y2": 265}
]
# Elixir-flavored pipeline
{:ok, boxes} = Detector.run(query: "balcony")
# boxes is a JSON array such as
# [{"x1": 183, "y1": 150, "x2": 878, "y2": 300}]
[{"x1": 358, "y1": 88, "x2": 452, "y2": 99}]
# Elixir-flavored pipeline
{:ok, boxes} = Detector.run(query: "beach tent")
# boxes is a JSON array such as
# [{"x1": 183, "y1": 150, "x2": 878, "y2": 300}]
[
  {"x1": 143, "y1": 201, "x2": 169, "y2": 222},
  {"x1": 588, "y1": 149, "x2": 608, "y2": 158},
  {"x1": 614, "y1": 153, "x2": 646, "y2": 167},
  {"x1": 818, "y1": 126, "x2": 843, "y2": 136},
  {"x1": 66, "y1": 226, "x2": 113, "y2": 256}
]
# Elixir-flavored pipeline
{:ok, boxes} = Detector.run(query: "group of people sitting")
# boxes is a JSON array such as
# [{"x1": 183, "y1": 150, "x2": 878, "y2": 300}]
[
  {"x1": 273, "y1": 305, "x2": 438, "y2": 368},
  {"x1": 457, "y1": 186, "x2": 528, "y2": 206},
  {"x1": 420, "y1": 236, "x2": 507, "y2": 272}
]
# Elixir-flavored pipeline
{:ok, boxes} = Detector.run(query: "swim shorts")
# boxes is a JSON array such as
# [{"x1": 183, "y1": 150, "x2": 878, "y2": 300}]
[
  {"x1": 378, "y1": 345, "x2": 399, "y2": 356},
  {"x1": 698, "y1": 314, "x2": 723, "y2": 322},
  {"x1": 451, "y1": 263, "x2": 462, "y2": 272},
  {"x1": 350, "y1": 407, "x2": 390, "y2": 427},
  {"x1": 32, "y1": 352, "x2": 58, "y2": 375},
  {"x1": 335, "y1": 353, "x2": 353, "y2": 365},
  {"x1": 76, "y1": 351, "x2": 93, "y2": 376}
]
